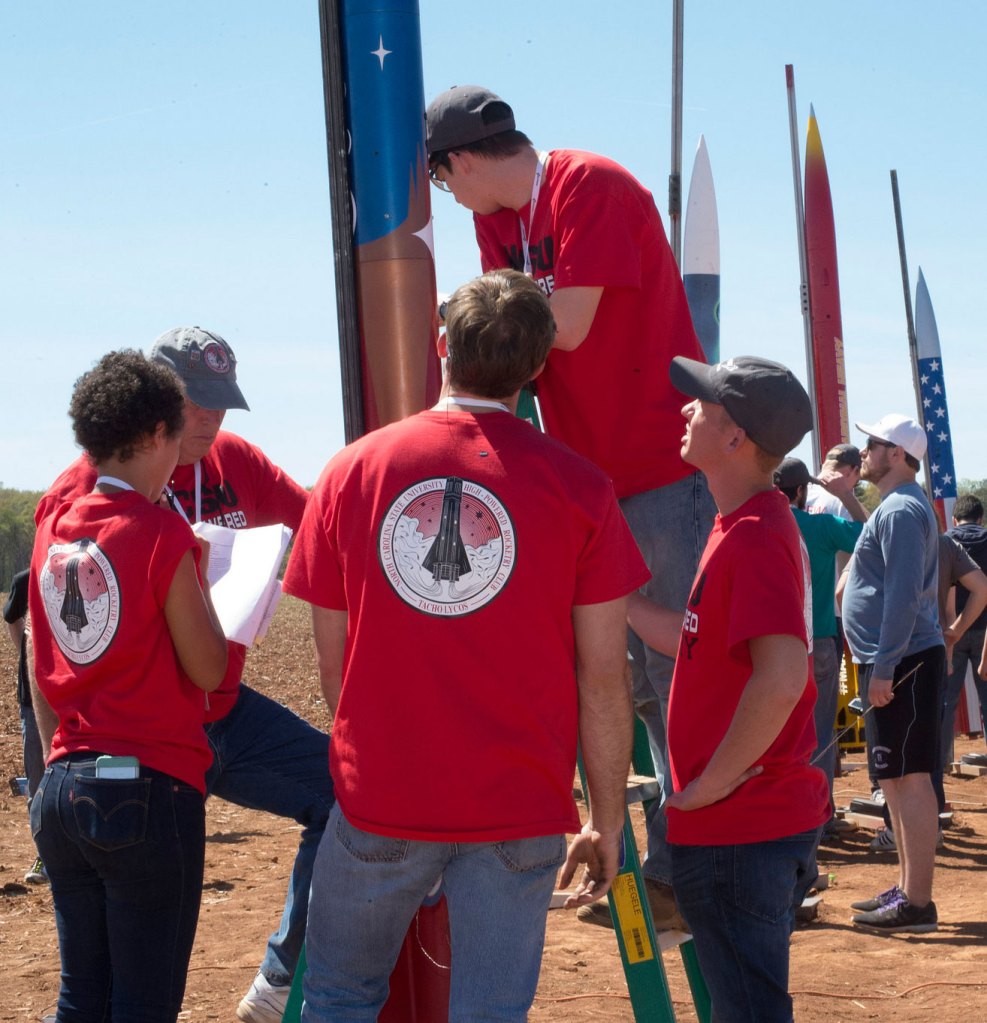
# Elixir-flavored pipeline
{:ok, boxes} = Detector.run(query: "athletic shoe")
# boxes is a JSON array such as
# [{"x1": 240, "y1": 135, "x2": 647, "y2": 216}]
[
  {"x1": 870, "y1": 788, "x2": 886, "y2": 805},
  {"x1": 24, "y1": 857, "x2": 48, "y2": 885},
  {"x1": 868, "y1": 827, "x2": 944, "y2": 852},
  {"x1": 852, "y1": 895, "x2": 938, "y2": 934},
  {"x1": 236, "y1": 972, "x2": 291, "y2": 1023},
  {"x1": 850, "y1": 884, "x2": 902, "y2": 912}
]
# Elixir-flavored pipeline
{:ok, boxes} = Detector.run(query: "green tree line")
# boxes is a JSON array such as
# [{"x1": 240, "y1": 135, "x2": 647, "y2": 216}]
[{"x1": 0, "y1": 487, "x2": 43, "y2": 588}]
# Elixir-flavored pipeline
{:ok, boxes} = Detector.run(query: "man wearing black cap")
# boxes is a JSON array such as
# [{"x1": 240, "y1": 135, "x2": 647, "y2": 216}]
[
  {"x1": 426, "y1": 84, "x2": 715, "y2": 929},
  {"x1": 776, "y1": 457, "x2": 865, "y2": 798},
  {"x1": 805, "y1": 443, "x2": 863, "y2": 517},
  {"x1": 33, "y1": 328, "x2": 329, "y2": 1023},
  {"x1": 627, "y1": 357, "x2": 829, "y2": 1021}
]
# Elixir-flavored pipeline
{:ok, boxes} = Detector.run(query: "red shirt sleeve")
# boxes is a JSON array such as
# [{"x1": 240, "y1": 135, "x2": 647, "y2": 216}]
[
  {"x1": 572, "y1": 478, "x2": 650, "y2": 605},
  {"x1": 726, "y1": 526, "x2": 808, "y2": 657},
  {"x1": 552, "y1": 176, "x2": 644, "y2": 291},
  {"x1": 283, "y1": 465, "x2": 346, "y2": 611}
]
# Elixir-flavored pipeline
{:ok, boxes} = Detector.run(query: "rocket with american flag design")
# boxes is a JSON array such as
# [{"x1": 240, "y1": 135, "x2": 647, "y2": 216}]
[{"x1": 914, "y1": 267, "x2": 957, "y2": 527}]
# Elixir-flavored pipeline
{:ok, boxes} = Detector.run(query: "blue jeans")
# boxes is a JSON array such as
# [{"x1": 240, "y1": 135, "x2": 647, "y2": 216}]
[
  {"x1": 204, "y1": 684, "x2": 334, "y2": 987},
  {"x1": 671, "y1": 829, "x2": 817, "y2": 1023},
  {"x1": 30, "y1": 754, "x2": 205, "y2": 1023},
  {"x1": 301, "y1": 805, "x2": 566, "y2": 1022},
  {"x1": 620, "y1": 472, "x2": 716, "y2": 884},
  {"x1": 795, "y1": 636, "x2": 841, "y2": 904},
  {"x1": 809, "y1": 635, "x2": 841, "y2": 805}
]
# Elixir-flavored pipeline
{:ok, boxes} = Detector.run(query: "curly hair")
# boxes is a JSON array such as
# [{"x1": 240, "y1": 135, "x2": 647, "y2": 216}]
[{"x1": 69, "y1": 349, "x2": 185, "y2": 464}]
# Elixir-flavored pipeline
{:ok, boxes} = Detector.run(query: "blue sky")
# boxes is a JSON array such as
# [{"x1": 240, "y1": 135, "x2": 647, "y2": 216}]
[{"x1": 3, "y1": 2, "x2": 985, "y2": 490}]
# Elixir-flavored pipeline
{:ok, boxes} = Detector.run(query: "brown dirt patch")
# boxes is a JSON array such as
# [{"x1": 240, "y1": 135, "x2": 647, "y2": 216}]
[{"x1": 1, "y1": 595, "x2": 985, "y2": 1021}]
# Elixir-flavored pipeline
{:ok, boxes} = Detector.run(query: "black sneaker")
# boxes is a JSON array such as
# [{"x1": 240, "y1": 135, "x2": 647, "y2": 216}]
[
  {"x1": 850, "y1": 884, "x2": 901, "y2": 912},
  {"x1": 852, "y1": 894, "x2": 937, "y2": 934}
]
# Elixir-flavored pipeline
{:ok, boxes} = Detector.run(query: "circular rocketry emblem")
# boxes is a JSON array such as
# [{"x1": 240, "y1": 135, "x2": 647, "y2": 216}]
[
  {"x1": 379, "y1": 476, "x2": 516, "y2": 617},
  {"x1": 202, "y1": 341, "x2": 231, "y2": 374},
  {"x1": 40, "y1": 539, "x2": 120, "y2": 664}
]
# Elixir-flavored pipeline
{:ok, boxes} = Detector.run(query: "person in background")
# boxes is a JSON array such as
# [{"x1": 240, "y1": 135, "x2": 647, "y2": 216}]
[
  {"x1": 805, "y1": 443, "x2": 862, "y2": 517},
  {"x1": 4, "y1": 568, "x2": 47, "y2": 883},
  {"x1": 774, "y1": 456, "x2": 865, "y2": 911},
  {"x1": 940, "y1": 495, "x2": 987, "y2": 766},
  {"x1": 867, "y1": 530, "x2": 987, "y2": 852},
  {"x1": 842, "y1": 414, "x2": 944, "y2": 934}
]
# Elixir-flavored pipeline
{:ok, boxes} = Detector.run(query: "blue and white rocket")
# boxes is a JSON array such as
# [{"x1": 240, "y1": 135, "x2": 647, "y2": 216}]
[
  {"x1": 682, "y1": 135, "x2": 720, "y2": 363},
  {"x1": 322, "y1": 0, "x2": 440, "y2": 439}
]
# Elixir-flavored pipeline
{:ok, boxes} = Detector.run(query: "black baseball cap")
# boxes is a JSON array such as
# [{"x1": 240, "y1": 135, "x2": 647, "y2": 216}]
[
  {"x1": 824, "y1": 443, "x2": 862, "y2": 471},
  {"x1": 774, "y1": 457, "x2": 820, "y2": 490},
  {"x1": 426, "y1": 86, "x2": 516, "y2": 156},
  {"x1": 149, "y1": 327, "x2": 250, "y2": 412},
  {"x1": 670, "y1": 355, "x2": 813, "y2": 457}
]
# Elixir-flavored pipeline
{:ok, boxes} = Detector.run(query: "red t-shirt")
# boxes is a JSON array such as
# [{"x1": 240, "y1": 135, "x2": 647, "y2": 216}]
[
  {"x1": 284, "y1": 409, "x2": 650, "y2": 842},
  {"x1": 36, "y1": 432, "x2": 309, "y2": 721},
  {"x1": 473, "y1": 150, "x2": 705, "y2": 499},
  {"x1": 666, "y1": 489, "x2": 829, "y2": 844},
  {"x1": 29, "y1": 491, "x2": 211, "y2": 792}
]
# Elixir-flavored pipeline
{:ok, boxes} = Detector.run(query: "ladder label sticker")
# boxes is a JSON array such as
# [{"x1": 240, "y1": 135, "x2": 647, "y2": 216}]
[{"x1": 610, "y1": 873, "x2": 653, "y2": 964}]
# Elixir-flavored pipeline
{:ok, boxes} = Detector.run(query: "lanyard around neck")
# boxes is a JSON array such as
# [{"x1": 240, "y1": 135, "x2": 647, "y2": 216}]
[
  {"x1": 94, "y1": 475, "x2": 135, "y2": 492},
  {"x1": 434, "y1": 396, "x2": 511, "y2": 415},
  {"x1": 519, "y1": 151, "x2": 549, "y2": 277},
  {"x1": 164, "y1": 461, "x2": 202, "y2": 524}
]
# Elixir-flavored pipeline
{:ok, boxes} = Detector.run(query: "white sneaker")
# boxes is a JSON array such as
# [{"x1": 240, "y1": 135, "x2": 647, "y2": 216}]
[{"x1": 237, "y1": 971, "x2": 291, "y2": 1023}]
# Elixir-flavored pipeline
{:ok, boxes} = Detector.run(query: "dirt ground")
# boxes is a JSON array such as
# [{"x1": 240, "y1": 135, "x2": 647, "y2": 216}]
[{"x1": 2, "y1": 595, "x2": 985, "y2": 1022}]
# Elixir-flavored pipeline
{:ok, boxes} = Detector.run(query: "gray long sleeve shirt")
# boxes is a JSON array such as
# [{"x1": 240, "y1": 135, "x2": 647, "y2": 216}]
[{"x1": 843, "y1": 481, "x2": 942, "y2": 676}]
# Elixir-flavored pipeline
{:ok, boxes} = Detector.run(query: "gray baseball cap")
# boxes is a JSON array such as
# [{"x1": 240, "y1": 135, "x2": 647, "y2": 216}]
[
  {"x1": 670, "y1": 355, "x2": 812, "y2": 457},
  {"x1": 426, "y1": 86, "x2": 516, "y2": 156},
  {"x1": 149, "y1": 327, "x2": 250, "y2": 411}
]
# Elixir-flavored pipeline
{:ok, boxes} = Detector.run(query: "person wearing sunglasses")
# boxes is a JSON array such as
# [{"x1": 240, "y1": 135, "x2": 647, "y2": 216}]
[{"x1": 842, "y1": 414, "x2": 945, "y2": 934}]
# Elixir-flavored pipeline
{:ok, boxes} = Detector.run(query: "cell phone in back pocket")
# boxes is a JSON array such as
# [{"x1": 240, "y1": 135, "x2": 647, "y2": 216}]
[{"x1": 95, "y1": 755, "x2": 140, "y2": 779}]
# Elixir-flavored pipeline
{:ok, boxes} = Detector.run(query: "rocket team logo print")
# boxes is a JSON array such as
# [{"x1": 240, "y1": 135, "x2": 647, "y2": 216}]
[
  {"x1": 202, "y1": 341, "x2": 231, "y2": 375},
  {"x1": 378, "y1": 477, "x2": 516, "y2": 617},
  {"x1": 39, "y1": 539, "x2": 121, "y2": 664}
]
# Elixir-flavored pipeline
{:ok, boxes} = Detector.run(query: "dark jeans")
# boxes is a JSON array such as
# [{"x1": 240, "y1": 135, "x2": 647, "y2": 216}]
[
  {"x1": 204, "y1": 684, "x2": 334, "y2": 986},
  {"x1": 31, "y1": 754, "x2": 205, "y2": 1023},
  {"x1": 671, "y1": 828, "x2": 817, "y2": 1023}
]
